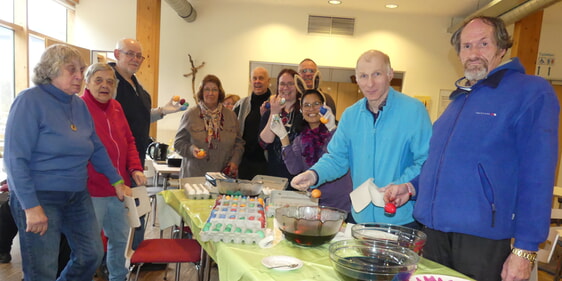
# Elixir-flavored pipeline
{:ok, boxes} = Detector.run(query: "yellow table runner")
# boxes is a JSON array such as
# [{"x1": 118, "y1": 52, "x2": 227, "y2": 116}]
[{"x1": 161, "y1": 189, "x2": 474, "y2": 281}]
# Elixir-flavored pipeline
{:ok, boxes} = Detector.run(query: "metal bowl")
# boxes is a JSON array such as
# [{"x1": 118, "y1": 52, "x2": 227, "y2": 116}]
[
  {"x1": 329, "y1": 239, "x2": 419, "y2": 281},
  {"x1": 351, "y1": 223, "x2": 427, "y2": 254},
  {"x1": 216, "y1": 178, "x2": 263, "y2": 196},
  {"x1": 275, "y1": 206, "x2": 347, "y2": 247}
]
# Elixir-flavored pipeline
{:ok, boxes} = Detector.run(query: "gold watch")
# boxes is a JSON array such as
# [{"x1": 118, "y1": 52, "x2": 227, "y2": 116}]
[{"x1": 511, "y1": 248, "x2": 537, "y2": 264}]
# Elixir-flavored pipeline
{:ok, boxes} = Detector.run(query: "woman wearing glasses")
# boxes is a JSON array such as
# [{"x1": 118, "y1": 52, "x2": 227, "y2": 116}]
[
  {"x1": 258, "y1": 69, "x2": 303, "y2": 189},
  {"x1": 269, "y1": 74, "x2": 352, "y2": 215},
  {"x1": 174, "y1": 75, "x2": 245, "y2": 178}
]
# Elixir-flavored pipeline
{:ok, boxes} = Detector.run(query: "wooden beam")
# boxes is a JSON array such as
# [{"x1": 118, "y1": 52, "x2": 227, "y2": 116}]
[
  {"x1": 511, "y1": 10, "x2": 543, "y2": 75},
  {"x1": 136, "y1": 0, "x2": 161, "y2": 139}
]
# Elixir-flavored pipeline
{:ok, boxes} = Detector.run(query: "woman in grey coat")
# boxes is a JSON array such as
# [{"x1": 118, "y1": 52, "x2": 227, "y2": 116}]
[{"x1": 174, "y1": 75, "x2": 245, "y2": 178}]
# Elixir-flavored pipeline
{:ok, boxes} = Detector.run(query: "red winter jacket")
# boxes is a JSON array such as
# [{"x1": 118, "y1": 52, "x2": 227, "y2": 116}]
[{"x1": 82, "y1": 89, "x2": 143, "y2": 197}]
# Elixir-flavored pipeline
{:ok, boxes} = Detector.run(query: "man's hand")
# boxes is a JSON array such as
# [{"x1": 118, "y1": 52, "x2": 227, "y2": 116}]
[
  {"x1": 24, "y1": 205, "x2": 48, "y2": 236},
  {"x1": 290, "y1": 170, "x2": 318, "y2": 191},
  {"x1": 501, "y1": 252, "x2": 532, "y2": 281},
  {"x1": 161, "y1": 97, "x2": 186, "y2": 115},
  {"x1": 382, "y1": 183, "x2": 411, "y2": 207}
]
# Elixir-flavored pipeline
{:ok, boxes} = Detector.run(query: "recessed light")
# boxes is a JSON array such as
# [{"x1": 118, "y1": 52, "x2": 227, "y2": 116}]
[
  {"x1": 328, "y1": 0, "x2": 342, "y2": 5},
  {"x1": 385, "y1": 4, "x2": 399, "y2": 9}
]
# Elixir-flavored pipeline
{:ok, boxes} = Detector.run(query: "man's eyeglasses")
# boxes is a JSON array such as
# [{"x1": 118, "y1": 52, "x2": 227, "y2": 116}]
[
  {"x1": 299, "y1": 69, "x2": 315, "y2": 74},
  {"x1": 302, "y1": 101, "x2": 322, "y2": 109},
  {"x1": 119, "y1": 50, "x2": 145, "y2": 60}
]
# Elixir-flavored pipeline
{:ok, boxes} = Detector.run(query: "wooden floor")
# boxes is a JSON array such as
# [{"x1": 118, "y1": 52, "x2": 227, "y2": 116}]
[
  {"x1": 0, "y1": 221, "x2": 557, "y2": 281},
  {"x1": 0, "y1": 217, "x2": 218, "y2": 281}
]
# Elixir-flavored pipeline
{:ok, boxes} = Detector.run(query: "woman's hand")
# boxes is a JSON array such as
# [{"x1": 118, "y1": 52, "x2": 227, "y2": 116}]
[
  {"x1": 269, "y1": 96, "x2": 285, "y2": 115},
  {"x1": 132, "y1": 170, "x2": 147, "y2": 186},
  {"x1": 114, "y1": 183, "x2": 132, "y2": 201},
  {"x1": 24, "y1": 205, "x2": 48, "y2": 236},
  {"x1": 224, "y1": 162, "x2": 239, "y2": 178},
  {"x1": 191, "y1": 145, "x2": 207, "y2": 159}
]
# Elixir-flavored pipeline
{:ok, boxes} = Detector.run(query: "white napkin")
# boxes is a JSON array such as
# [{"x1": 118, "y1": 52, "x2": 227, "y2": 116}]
[{"x1": 349, "y1": 178, "x2": 385, "y2": 213}]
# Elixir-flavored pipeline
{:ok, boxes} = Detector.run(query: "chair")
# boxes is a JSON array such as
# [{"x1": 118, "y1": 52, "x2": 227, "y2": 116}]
[
  {"x1": 144, "y1": 158, "x2": 165, "y2": 226},
  {"x1": 534, "y1": 201, "x2": 562, "y2": 281},
  {"x1": 124, "y1": 186, "x2": 201, "y2": 281}
]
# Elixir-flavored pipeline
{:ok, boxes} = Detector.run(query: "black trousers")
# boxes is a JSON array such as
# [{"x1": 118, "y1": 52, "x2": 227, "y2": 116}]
[
  {"x1": 422, "y1": 226, "x2": 511, "y2": 281},
  {"x1": 0, "y1": 193, "x2": 18, "y2": 254}
]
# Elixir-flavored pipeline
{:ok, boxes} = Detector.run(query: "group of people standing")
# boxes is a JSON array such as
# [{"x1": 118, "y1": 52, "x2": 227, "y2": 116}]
[{"x1": 2, "y1": 15, "x2": 559, "y2": 281}]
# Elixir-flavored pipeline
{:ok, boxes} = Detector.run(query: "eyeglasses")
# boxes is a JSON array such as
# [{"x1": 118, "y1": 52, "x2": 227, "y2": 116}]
[
  {"x1": 302, "y1": 101, "x2": 322, "y2": 109},
  {"x1": 279, "y1": 82, "x2": 295, "y2": 88},
  {"x1": 299, "y1": 69, "x2": 315, "y2": 74},
  {"x1": 203, "y1": 87, "x2": 219, "y2": 92},
  {"x1": 119, "y1": 50, "x2": 145, "y2": 60}
]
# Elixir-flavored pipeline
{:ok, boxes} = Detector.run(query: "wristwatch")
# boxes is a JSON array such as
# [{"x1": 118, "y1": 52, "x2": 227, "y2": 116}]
[{"x1": 511, "y1": 248, "x2": 537, "y2": 265}]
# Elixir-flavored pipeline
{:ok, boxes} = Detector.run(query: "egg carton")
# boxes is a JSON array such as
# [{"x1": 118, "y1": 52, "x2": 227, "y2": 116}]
[
  {"x1": 199, "y1": 195, "x2": 267, "y2": 244},
  {"x1": 199, "y1": 222, "x2": 266, "y2": 244},
  {"x1": 265, "y1": 190, "x2": 318, "y2": 217},
  {"x1": 180, "y1": 177, "x2": 218, "y2": 199}
]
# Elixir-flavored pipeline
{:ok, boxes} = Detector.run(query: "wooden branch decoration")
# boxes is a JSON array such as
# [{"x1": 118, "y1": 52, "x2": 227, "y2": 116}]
[{"x1": 183, "y1": 54, "x2": 205, "y2": 100}]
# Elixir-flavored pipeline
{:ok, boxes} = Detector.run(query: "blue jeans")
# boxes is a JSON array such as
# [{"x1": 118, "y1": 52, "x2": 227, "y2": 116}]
[
  {"x1": 92, "y1": 197, "x2": 129, "y2": 281},
  {"x1": 10, "y1": 190, "x2": 103, "y2": 281}
]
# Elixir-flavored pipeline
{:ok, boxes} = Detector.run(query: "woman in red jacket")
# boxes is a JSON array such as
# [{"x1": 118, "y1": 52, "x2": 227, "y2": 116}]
[{"x1": 82, "y1": 63, "x2": 145, "y2": 281}]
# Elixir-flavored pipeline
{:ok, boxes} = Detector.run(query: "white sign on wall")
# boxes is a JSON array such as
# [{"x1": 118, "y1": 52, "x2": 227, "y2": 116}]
[{"x1": 537, "y1": 52, "x2": 556, "y2": 77}]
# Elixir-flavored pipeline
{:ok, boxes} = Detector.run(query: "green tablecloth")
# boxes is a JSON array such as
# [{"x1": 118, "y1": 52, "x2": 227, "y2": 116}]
[{"x1": 161, "y1": 189, "x2": 474, "y2": 281}]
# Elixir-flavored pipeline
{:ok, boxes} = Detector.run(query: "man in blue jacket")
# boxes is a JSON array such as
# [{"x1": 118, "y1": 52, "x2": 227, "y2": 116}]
[
  {"x1": 291, "y1": 50, "x2": 432, "y2": 227},
  {"x1": 385, "y1": 16, "x2": 559, "y2": 281}
]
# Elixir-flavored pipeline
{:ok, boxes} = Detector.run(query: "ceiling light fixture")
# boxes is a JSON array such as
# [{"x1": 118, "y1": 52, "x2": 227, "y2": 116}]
[
  {"x1": 328, "y1": 0, "x2": 342, "y2": 5},
  {"x1": 385, "y1": 4, "x2": 399, "y2": 9}
]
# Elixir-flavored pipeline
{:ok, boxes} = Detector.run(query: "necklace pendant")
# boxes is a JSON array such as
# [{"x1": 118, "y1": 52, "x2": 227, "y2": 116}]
[{"x1": 70, "y1": 124, "x2": 77, "y2": 131}]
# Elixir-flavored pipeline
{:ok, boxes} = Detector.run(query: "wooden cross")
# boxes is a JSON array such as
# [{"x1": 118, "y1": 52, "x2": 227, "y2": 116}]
[{"x1": 183, "y1": 54, "x2": 205, "y2": 100}]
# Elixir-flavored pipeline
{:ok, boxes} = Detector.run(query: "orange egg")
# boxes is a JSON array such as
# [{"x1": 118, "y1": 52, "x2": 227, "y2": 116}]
[
  {"x1": 173, "y1": 95, "x2": 180, "y2": 102},
  {"x1": 197, "y1": 149, "x2": 206, "y2": 157},
  {"x1": 310, "y1": 189, "x2": 322, "y2": 198}
]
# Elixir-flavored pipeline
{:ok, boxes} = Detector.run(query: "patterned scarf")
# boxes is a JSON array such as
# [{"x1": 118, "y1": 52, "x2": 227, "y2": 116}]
[
  {"x1": 198, "y1": 101, "x2": 223, "y2": 149},
  {"x1": 300, "y1": 124, "x2": 331, "y2": 166}
]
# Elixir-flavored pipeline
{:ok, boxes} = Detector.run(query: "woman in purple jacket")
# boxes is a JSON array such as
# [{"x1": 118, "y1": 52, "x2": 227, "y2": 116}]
[{"x1": 270, "y1": 74, "x2": 352, "y2": 216}]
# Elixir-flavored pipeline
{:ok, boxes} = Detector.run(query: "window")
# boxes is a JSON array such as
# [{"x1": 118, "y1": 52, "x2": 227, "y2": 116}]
[
  {"x1": 0, "y1": 0, "x2": 72, "y2": 151},
  {"x1": 28, "y1": 35, "x2": 45, "y2": 85},
  {"x1": 0, "y1": 26, "x2": 14, "y2": 144},
  {"x1": 0, "y1": 0, "x2": 13, "y2": 23},
  {"x1": 28, "y1": 0, "x2": 67, "y2": 41}
]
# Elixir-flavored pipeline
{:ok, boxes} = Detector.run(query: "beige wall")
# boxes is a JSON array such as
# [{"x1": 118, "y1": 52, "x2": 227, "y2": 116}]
[{"x1": 74, "y1": 1, "x2": 562, "y2": 145}]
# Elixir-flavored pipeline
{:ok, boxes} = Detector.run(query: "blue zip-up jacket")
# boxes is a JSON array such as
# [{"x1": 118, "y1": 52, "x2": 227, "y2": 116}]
[
  {"x1": 4, "y1": 84, "x2": 123, "y2": 210},
  {"x1": 413, "y1": 58, "x2": 559, "y2": 251},
  {"x1": 311, "y1": 87, "x2": 432, "y2": 224}
]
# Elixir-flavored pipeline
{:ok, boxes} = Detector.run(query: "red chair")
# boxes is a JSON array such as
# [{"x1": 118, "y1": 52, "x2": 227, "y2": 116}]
[{"x1": 124, "y1": 186, "x2": 201, "y2": 281}]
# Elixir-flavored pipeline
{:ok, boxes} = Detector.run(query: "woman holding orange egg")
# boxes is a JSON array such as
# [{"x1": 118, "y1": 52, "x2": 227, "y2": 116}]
[
  {"x1": 174, "y1": 75, "x2": 245, "y2": 178},
  {"x1": 270, "y1": 73, "x2": 352, "y2": 216}
]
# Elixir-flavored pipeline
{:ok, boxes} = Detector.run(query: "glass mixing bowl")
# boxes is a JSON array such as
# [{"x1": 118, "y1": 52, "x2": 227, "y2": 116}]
[
  {"x1": 275, "y1": 205, "x2": 347, "y2": 247},
  {"x1": 329, "y1": 239, "x2": 419, "y2": 281},
  {"x1": 351, "y1": 223, "x2": 427, "y2": 254}
]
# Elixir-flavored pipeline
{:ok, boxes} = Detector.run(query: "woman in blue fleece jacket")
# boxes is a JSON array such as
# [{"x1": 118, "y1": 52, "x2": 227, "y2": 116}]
[{"x1": 4, "y1": 44, "x2": 129, "y2": 281}]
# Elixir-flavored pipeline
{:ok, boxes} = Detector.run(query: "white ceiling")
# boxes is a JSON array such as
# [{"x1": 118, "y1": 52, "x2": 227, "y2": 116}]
[{"x1": 215, "y1": 0, "x2": 562, "y2": 25}]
